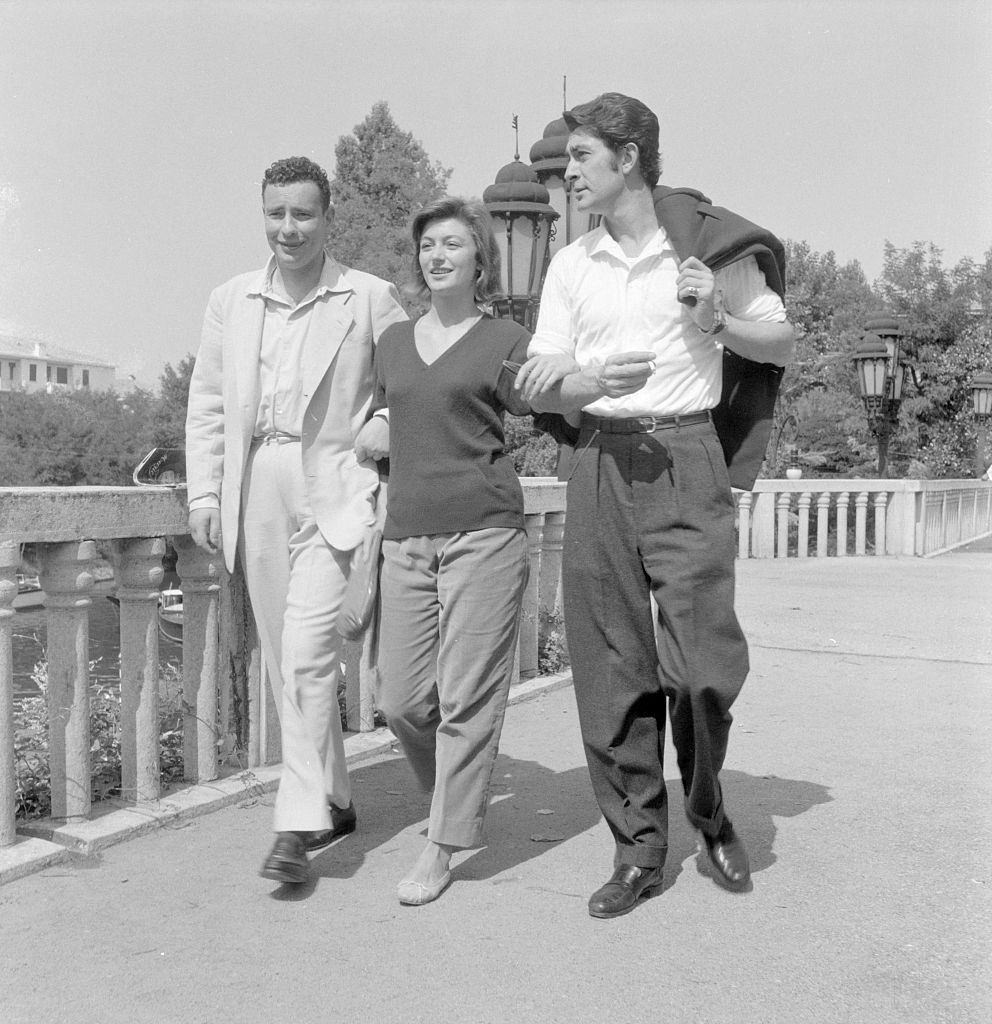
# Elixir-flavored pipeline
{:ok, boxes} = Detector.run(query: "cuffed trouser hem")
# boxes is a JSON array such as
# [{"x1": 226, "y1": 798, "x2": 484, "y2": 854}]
[
  {"x1": 615, "y1": 843, "x2": 668, "y2": 870},
  {"x1": 427, "y1": 817, "x2": 485, "y2": 850},
  {"x1": 685, "y1": 802, "x2": 726, "y2": 840}
]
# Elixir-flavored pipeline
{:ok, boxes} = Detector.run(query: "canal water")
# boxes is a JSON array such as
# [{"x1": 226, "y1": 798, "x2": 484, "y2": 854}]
[{"x1": 10, "y1": 596, "x2": 182, "y2": 699}]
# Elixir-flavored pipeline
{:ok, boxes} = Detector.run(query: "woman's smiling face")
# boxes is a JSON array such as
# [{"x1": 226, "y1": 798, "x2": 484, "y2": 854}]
[{"x1": 418, "y1": 217, "x2": 479, "y2": 299}]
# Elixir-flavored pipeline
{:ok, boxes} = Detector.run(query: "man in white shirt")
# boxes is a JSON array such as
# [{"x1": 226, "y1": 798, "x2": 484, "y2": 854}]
[
  {"x1": 185, "y1": 157, "x2": 406, "y2": 884},
  {"x1": 518, "y1": 93, "x2": 794, "y2": 918}
]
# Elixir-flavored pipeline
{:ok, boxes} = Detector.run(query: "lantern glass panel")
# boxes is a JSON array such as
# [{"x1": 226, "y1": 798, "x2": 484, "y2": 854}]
[
  {"x1": 489, "y1": 214, "x2": 511, "y2": 298},
  {"x1": 856, "y1": 354, "x2": 888, "y2": 399},
  {"x1": 890, "y1": 360, "x2": 905, "y2": 401},
  {"x1": 529, "y1": 218, "x2": 552, "y2": 295},
  {"x1": 544, "y1": 174, "x2": 568, "y2": 256},
  {"x1": 509, "y1": 215, "x2": 536, "y2": 299},
  {"x1": 974, "y1": 385, "x2": 992, "y2": 417}
]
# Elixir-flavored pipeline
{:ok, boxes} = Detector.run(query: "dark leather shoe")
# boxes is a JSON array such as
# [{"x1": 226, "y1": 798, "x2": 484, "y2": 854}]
[
  {"x1": 588, "y1": 864, "x2": 664, "y2": 919},
  {"x1": 700, "y1": 819, "x2": 751, "y2": 892},
  {"x1": 305, "y1": 801, "x2": 358, "y2": 851},
  {"x1": 259, "y1": 832, "x2": 308, "y2": 885}
]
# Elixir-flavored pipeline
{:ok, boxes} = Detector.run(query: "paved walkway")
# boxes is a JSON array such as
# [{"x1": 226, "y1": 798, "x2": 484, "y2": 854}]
[{"x1": 1, "y1": 553, "x2": 990, "y2": 1024}]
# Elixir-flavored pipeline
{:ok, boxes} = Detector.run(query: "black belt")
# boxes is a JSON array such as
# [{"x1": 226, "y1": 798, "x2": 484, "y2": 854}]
[{"x1": 581, "y1": 410, "x2": 712, "y2": 434}]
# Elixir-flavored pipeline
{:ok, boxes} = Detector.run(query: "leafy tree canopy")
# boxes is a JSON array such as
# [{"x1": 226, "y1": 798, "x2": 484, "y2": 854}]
[
  {"x1": 0, "y1": 356, "x2": 195, "y2": 486},
  {"x1": 330, "y1": 101, "x2": 451, "y2": 293}
]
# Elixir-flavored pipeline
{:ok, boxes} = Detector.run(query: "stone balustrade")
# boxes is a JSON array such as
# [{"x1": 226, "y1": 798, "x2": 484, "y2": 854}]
[
  {"x1": 0, "y1": 480, "x2": 567, "y2": 854},
  {"x1": 738, "y1": 478, "x2": 992, "y2": 558},
  {"x1": 2, "y1": 475, "x2": 990, "y2": 859}
]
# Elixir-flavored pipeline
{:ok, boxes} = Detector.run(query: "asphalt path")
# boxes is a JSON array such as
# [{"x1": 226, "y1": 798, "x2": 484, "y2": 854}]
[{"x1": 1, "y1": 553, "x2": 989, "y2": 1024}]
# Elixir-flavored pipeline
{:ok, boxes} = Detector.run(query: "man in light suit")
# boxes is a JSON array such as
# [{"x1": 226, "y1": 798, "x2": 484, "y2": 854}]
[{"x1": 185, "y1": 156, "x2": 407, "y2": 884}]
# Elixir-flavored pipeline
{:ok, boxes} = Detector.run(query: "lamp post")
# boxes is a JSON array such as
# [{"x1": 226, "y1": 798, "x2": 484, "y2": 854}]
[
  {"x1": 852, "y1": 315, "x2": 908, "y2": 477},
  {"x1": 970, "y1": 372, "x2": 992, "y2": 477},
  {"x1": 483, "y1": 153, "x2": 559, "y2": 332},
  {"x1": 529, "y1": 117, "x2": 596, "y2": 254}
]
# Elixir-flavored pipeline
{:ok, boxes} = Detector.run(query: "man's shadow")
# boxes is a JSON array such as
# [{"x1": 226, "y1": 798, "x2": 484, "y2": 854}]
[{"x1": 270, "y1": 748, "x2": 831, "y2": 900}]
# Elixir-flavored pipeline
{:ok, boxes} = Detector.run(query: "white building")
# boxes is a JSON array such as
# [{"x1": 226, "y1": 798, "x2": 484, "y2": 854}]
[{"x1": 0, "y1": 320, "x2": 116, "y2": 393}]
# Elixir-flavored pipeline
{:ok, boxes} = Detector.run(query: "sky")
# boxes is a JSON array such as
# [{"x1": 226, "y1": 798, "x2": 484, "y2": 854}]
[{"x1": 1, "y1": 0, "x2": 990, "y2": 387}]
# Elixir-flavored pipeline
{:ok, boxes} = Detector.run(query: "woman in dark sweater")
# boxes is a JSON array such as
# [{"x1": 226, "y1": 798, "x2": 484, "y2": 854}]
[{"x1": 353, "y1": 197, "x2": 532, "y2": 905}]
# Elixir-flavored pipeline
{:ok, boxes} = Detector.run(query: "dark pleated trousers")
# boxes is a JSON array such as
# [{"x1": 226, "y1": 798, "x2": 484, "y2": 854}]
[{"x1": 562, "y1": 418, "x2": 748, "y2": 869}]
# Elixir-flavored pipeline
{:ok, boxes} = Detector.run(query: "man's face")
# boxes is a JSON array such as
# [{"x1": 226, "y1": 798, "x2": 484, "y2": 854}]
[
  {"x1": 262, "y1": 180, "x2": 332, "y2": 276},
  {"x1": 565, "y1": 131, "x2": 624, "y2": 214}
]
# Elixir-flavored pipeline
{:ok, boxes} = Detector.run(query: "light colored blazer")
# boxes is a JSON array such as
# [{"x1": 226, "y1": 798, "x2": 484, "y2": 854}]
[{"x1": 185, "y1": 256, "x2": 407, "y2": 572}]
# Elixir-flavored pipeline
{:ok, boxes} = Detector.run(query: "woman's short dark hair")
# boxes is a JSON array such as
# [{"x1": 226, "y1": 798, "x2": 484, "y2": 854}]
[
  {"x1": 563, "y1": 92, "x2": 662, "y2": 188},
  {"x1": 407, "y1": 197, "x2": 502, "y2": 304},
  {"x1": 262, "y1": 156, "x2": 332, "y2": 212}
]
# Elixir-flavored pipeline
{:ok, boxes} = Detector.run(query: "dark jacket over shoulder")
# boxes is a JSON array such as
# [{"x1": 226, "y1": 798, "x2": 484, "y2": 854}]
[{"x1": 536, "y1": 187, "x2": 788, "y2": 490}]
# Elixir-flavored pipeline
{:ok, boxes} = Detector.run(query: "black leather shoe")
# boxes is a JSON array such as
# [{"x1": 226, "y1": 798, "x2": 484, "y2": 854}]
[
  {"x1": 588, "y1": 864, "x2": 664, "y2": 919},
  {"x1": 259, "y1": 832, "x2": 308, "y2": 885},
  {"x1": 305, "y1": 801, "x2": 358, "y2": 851},
  {"x1": 700, "y1": 819, "x2": 751, "y2": 892}
]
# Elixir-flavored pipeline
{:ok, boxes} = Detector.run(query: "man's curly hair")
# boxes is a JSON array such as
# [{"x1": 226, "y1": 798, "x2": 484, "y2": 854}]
[{"x1": 261, "y1": 156, "x2": 332, "y2": 212}]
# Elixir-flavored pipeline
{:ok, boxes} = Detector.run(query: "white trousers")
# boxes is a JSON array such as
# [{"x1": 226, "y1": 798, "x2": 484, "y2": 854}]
[{"x1": 238, "y1": 439, "x2": 351, "y2": 833}]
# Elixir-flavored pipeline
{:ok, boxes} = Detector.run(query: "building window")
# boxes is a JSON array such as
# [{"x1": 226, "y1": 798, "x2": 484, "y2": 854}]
[
  {"x1": 46, "y1": 366, "x2": 51, "y2": 382},
  {"x1": 8, "y1": 362, "x2": 15, "y2": 380},
  {"x1": 82, "y1": 369, "x2": 90, "y2": 387},
  {"x1": 55, "y1": 366, "x2": 68, "y2": 385},
  {"x1": 29, "y1": 364, "x2": 37, "y2": 381}
]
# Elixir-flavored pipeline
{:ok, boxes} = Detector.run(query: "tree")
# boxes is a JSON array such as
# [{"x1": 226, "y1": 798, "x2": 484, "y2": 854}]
[
  {"x1": 330, "y1": 102, "x2": 451, "y2": 292},
  {"x1": 875, "y1": 244, "x2": 992, "y2": 476},
  {"x1": 150, "y1": 354, "x2": 195, "y2": 448},
  {"x1": 0, "y1": 358, "x2": 196, "y2": 487},
  {"x1": 768, "y1": 241, "x2": 875, "y2": 476}
]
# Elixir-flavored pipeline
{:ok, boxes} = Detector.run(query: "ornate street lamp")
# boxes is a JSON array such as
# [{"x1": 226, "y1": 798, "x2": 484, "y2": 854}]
[
  {"x1": 529, "y1": 117, "x2": 595, "y2": 254},
  {"x1": 483, "y1": 146, "x2": 559, "y2": 333},
  {"x1": 970, "y1": 371, "x2": 992, "y2": 476},
  {"x1": 852, "y1": 315, "x2": 910, "y2": 477}
]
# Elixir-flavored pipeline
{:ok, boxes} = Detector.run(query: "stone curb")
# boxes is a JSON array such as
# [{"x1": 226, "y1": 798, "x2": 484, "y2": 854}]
[{"x1": 1, "y1": 669, "x2": 574, "y2": 885}]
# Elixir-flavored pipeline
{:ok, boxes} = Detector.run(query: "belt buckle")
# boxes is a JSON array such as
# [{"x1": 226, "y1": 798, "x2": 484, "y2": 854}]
[{"x1": 646, "y1": 416, "x2": 659, "y2": 433}]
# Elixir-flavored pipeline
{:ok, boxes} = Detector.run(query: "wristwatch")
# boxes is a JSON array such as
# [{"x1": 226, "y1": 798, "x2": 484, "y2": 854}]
[{"x1": 699, "y1": 292, "x2": 727, "y2": 336}]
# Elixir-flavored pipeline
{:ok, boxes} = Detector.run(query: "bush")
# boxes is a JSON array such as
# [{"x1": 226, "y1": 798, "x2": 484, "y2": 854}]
[
  {"x1": 504, "y1": 415, "x2": 559, "y2": 477},
  {"x1": 537, "y1": 607, "x2": 570, "y2": 675},
  {"x1": 14, "y1": 661, "x2": 185, "y2": 820}
]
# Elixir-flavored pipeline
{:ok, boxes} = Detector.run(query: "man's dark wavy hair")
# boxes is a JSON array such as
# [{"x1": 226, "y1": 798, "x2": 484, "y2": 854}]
[
  {"x1": 261, "y1": 156, "x2": 332, "y2": 212},
  {"x1": 563, "y1": 92, "x2": 662, "y2": 188}
]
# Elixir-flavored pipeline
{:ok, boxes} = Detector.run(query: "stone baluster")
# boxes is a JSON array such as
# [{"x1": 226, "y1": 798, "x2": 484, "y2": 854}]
[
  {"x1": 836, "y1": 492, "x2": 850, "y2": 557},
  {"x1": 220, "y1": 564, "x2": 259, "y2": 764},
  {"x1": 775, "y1": 492, "x2": 791, "y2": 558},
  {"x1": 873, "y1": 492, "x2": 888, "y2": 556},
  {"x1": 0, "y1": 541, "x2": 19, "y2": 846},
  {"x1": 113, "y1": 538, "x2": 165, "y2": 803},
  {"x1": 358, "y1": 631, "x2": 378, "y2": 733},
  {"x1": 736, "y1": 492, "x2": 753, "y2": 558},
  {"x1": 173, "y1": 537, "x2": 220, "y2": 784},
  {"x1": 538, "y1": 511, "x2": 565, "y2": 617},
  {"x1": 519, "y1": 513, "x2": 545, "y2": 680},
  {"x1": 855, "y1": 491, "x2": 869, "y2": 555},
  {"x1": 38, "y1": 541, "x2": 96, "y2": 821},
  {"x1": 797, "y1": 492, "x2": 812, "y2": 558},
  {"x1": 816, "y1": 493, "x2": 831, "y2": 557}
]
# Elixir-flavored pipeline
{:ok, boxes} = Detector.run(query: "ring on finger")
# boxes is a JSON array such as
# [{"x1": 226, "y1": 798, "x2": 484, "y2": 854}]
[{"x1": 686, "y1": 286, "x2": 699, "y2": 297}]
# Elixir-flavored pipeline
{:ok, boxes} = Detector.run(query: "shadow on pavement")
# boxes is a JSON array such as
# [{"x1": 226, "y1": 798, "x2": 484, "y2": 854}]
[{"x1": 269, "y1": 751, "x2": 832, "y2": 900}]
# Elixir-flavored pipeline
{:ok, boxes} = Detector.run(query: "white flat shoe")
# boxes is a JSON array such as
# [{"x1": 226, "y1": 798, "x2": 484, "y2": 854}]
[{"x1": 397, "y1": 871, "x2": 452, "y2": 906}]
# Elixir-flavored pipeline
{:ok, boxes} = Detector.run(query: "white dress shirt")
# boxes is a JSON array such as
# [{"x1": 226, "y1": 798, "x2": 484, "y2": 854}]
[{"x1": 529, "y1": 225, "x2": 786, "y2": 418}]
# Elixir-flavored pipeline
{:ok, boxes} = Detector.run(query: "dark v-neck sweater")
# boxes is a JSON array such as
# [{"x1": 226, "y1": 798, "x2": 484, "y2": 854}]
[{"x1": 371, "y1": 314, "x2": 532, "y2": 540}]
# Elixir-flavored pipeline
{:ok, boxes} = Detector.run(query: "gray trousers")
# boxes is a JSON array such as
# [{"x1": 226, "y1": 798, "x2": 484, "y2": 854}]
[
  {"x1": 377, "y1": 527, "x2": 528, "y2": 849},
  {"x1": 563, "y1": 418, "x2": 748, "y2": 869}
]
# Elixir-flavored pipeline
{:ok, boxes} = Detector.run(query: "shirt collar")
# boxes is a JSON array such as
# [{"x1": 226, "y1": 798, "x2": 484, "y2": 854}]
[
  {"x1": 246, "y1": 253, "x2": 354, "y2": 300},
  {"x1": 588, "y1": 224, "x2": 674, "y2": 264}
]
